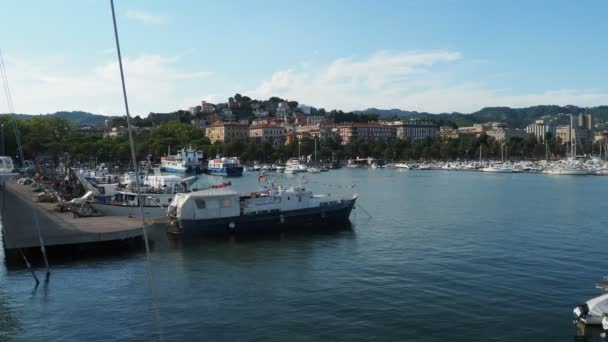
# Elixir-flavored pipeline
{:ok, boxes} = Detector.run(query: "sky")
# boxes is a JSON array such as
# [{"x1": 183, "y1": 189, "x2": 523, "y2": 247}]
[{"x1": 0, "y1": 0, "x2": 607, "y2": 116}]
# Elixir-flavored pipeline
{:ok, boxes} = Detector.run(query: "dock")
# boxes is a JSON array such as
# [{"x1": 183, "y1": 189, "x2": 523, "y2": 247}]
[{"x1": 1, "y1": 180, "x2": 144, "y2": 251}]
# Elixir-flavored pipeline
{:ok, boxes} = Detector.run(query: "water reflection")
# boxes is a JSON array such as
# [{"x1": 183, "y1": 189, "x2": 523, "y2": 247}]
[{"x1": 0, "y1": 293, "x2": 20, "y2": 339}]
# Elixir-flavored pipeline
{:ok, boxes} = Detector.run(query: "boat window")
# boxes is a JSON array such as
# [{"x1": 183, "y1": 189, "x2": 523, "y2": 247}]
[
  {"x1": 168, "y1": 198, "x2": 172, "y2": 203},
  {"x1": 195, "y1": 199, "x2": 206, "y2": 209},
  {"x1": 220, "y1": 198, "x2": 232, "y2": 208}
]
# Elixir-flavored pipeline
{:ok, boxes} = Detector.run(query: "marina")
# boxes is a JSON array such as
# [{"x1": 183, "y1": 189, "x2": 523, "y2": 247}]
[
  {"x1": 1, "y1": 1, "x2": 607, "y2": 340},
  {"x1": 1, "y1": 168, "x2": 607, "y2": 341}
]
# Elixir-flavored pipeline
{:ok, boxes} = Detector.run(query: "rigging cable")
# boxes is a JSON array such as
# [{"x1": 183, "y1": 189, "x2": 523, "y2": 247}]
[
  {"x1": 0, "y1": 49, "x2": 24, "y2": 166},
  {"x1": 109, "y1": 1, "x2": 164, "y2": 340},
  {"x1": 0, "y1": 48, "x2": 48, "y2": 283}
]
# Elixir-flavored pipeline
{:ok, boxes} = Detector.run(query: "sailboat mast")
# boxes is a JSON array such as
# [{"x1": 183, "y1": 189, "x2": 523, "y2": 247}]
[
  {"x1": 314, "y1": 138, "x2": 317, "y2": 165},
  {"x1": 570, "y1": 114, "x2": 574, "y2": 158}
]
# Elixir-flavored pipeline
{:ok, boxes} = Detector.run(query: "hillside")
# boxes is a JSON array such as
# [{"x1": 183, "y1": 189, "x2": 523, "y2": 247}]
[
  {"x1": 356, "y1": 105, "x2": 608, "y2": 128},
  {"x1": 2, "y1": 111, "x2": 108, "y2": 126}
]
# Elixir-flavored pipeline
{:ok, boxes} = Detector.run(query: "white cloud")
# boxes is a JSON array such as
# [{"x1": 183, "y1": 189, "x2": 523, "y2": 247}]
[
  {"x1": 245, "y1": 50, "x2": 608, "y2": 113},
  {"x1": 125, "y1": 10, "x2": 166, "y2": 25},
  {"x1": 1, "y1": 53, "x2": 212, "y2": 116}
]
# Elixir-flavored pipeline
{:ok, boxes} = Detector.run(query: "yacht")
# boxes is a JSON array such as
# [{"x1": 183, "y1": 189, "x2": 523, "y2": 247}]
[
  {"x1": 285, "y1": 158, "x2": 307, "y2": 173},
  {"x1": 481, "y1": 165, "x2": 513, "y2": 173}
]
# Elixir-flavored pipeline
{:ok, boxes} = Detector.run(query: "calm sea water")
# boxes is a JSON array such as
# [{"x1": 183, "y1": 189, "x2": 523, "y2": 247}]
[{"x1": 1, "y1": 169, "x2": 608, "y2": 341}]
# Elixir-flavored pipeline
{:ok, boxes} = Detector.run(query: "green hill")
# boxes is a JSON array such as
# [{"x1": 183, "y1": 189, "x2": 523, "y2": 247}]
[
  {"x1": 2, "y1": 111, "x2": 108, "y2": 126},
  {"x1": 357, "y1": 105, "x2": 608, "y2": 128}
]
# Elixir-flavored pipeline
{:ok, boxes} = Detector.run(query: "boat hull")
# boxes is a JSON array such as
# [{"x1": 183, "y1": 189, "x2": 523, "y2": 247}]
[
  {"x1": 173, "y1": 198, "x2": 356, "y2": 235},
  {"x1": 162, "y1": 165, "x2": 203, "y2": 174},
  {"x1": 90, "y1": 202, "x2": 167, "y2": 219},
  {"x1": 208, "y1": 166, "x2": 244, "y2": 177},
  {"x1": 544, "y1": 169, "x2": 588, "y2": 175}
]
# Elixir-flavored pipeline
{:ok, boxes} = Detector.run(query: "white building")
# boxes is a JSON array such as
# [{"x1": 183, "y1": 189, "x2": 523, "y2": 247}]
[
  {"x1": 276, "y1": 102, "x2": 290, "y2": 118},
  {"x1": 254, "y1": 109, "x2": 269, "y2": 117},
  {"x1": 526, "y1": 120, "x2": 555, "y2": 143}
]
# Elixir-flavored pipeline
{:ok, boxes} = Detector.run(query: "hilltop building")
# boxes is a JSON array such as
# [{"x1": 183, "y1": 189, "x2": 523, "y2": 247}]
[
  {"x1": 556, "y1": 125, "x2": 590, "y2": 144},
  {"x1": 249, "y1": 124, "x2": 286, "y2": 146},
  {"x1": 205, "y1": 122, "x2": 249, "y2": 144},
  {"x1": 338, "y1": 123, "x2": 396, "y2": 145},
  {"x1": 526, "y1": 120, "x2": 556, "y2": 143},
  {"x1": 579, "y1": 113, "x2": 592, "y2": 130}
]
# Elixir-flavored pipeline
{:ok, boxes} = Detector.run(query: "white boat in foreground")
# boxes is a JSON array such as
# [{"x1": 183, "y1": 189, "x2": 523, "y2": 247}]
[
  {"x1": 574, "y1": 278, "x2": 608, "y2": 327},
  {"x1": 574, "y1": 294, "x2": 608, "y2": 326}
]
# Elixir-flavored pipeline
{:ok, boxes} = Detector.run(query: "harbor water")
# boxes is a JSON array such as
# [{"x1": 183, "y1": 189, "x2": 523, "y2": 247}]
[{"x1": 1, "y1": 168, "x2": 608, "y2": 341}]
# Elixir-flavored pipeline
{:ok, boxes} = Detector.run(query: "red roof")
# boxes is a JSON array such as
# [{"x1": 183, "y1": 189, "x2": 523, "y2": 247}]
[
  {"x1": 339, "y1": 122, "x2": 392, "y2": 128},
  {"x1": 250, "y1": 124, "x2": 284, "y2": 130},
  {"x1": 207, "y1": 122, "x2": 249, "y2": 128}
]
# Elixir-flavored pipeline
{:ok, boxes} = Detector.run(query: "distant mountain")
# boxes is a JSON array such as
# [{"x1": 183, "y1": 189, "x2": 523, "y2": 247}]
[
  {"x1": 353, "y1": 108, "x2": 420, "y2": 117},
  {"x1": 356, "y1": 105, "x2": 608, "y2": 128},
  {"x1": 3, "y1": 111, "x2": 109, "y2": 126}
]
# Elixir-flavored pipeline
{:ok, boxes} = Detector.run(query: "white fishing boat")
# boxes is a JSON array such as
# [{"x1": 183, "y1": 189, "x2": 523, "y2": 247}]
[
  {"x1": 207, "y1": 157, "x2": 244, "y2": 177},
  {"x1": 394, "y1": 163, "x2": 409, "y2": 169},
  {"x1": 161, "y1": 147, "x2": 205, "y2": 173},
  {"x1": 89, "y1": 171, "x2": 199, "y2": 219},
  {"x1": 168, "y1": 182, "x2": 357, "y2": 235}
]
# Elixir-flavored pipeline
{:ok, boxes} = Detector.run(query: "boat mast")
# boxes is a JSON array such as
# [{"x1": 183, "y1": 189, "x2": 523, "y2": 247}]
[
  {"x1": 110, "y1": 0, "x2": 149, "y2": 252},
  {"x1": 570, "y1": 114, "x2": 574, "y2": 159},
  {"x1": 314, "y1": 137, "x2": 317, "y2": 165}
]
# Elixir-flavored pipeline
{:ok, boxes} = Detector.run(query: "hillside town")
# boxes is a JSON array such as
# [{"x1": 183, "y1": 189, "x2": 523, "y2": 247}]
[{"x1": 94, "y1": 96, "x2": 607, "y2": 154}]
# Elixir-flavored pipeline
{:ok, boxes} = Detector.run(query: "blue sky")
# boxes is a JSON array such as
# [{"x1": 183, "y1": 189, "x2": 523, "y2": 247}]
[{"x1": 1, "y1": 0, "x2": 607, "y2": 116}]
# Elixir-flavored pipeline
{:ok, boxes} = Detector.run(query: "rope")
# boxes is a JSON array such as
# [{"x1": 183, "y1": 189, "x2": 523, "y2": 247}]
[{"x1": 109, "y1": 1, "x2": 163, "y2": 340}]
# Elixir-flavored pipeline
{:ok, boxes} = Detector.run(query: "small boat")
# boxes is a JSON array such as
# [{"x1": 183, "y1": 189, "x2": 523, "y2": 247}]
[
  {"x1": 394, "y1": 163, "x2": 409, "y2": 169},
  {"x1": 307, "y1": 167, "x2": 320, "y2": 173},
  {"x1": 208, "y1": 157, "x2": 244, "y2": 177},
  {"x1": 574, "y1": 279, "x2": 608, "y2": 326},
  {"x1": 284, "y1": 166, "x2": 298, "y2": 174},
  {"x1": 0, "y1": 156, "x2": 18, "y2": 183},
  {"x1": 481, "y1": 166, "x2": 513, "y2": 173},
  {"x1": 543, "y1": 167, "x2": 588, "y2": 175},
  {"x1": 286, "y1": 158, "x2": 307, "y2": 172},
  {"x1": 276, "y1": 166, "x2": 285, "y2": 173}
]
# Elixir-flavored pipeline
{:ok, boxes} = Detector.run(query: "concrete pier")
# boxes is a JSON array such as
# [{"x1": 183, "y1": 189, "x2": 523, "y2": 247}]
[{"x1": 1, "y1": 180, "x2": 144, "y2": 250}]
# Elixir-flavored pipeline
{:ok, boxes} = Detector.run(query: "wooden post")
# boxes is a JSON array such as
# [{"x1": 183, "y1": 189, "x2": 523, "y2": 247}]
[
  {"x1": 34, "y1": 211, "x2": 50, "y2": 277},
  {"x1": 20, "y1": 249, "x2": 39, "y2": 286}
]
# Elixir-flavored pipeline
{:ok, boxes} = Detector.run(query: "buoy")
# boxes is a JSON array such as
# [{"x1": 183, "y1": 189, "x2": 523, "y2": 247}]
[{"x1": 228, "y1": 222, "x2": 236, "y2": 230}]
